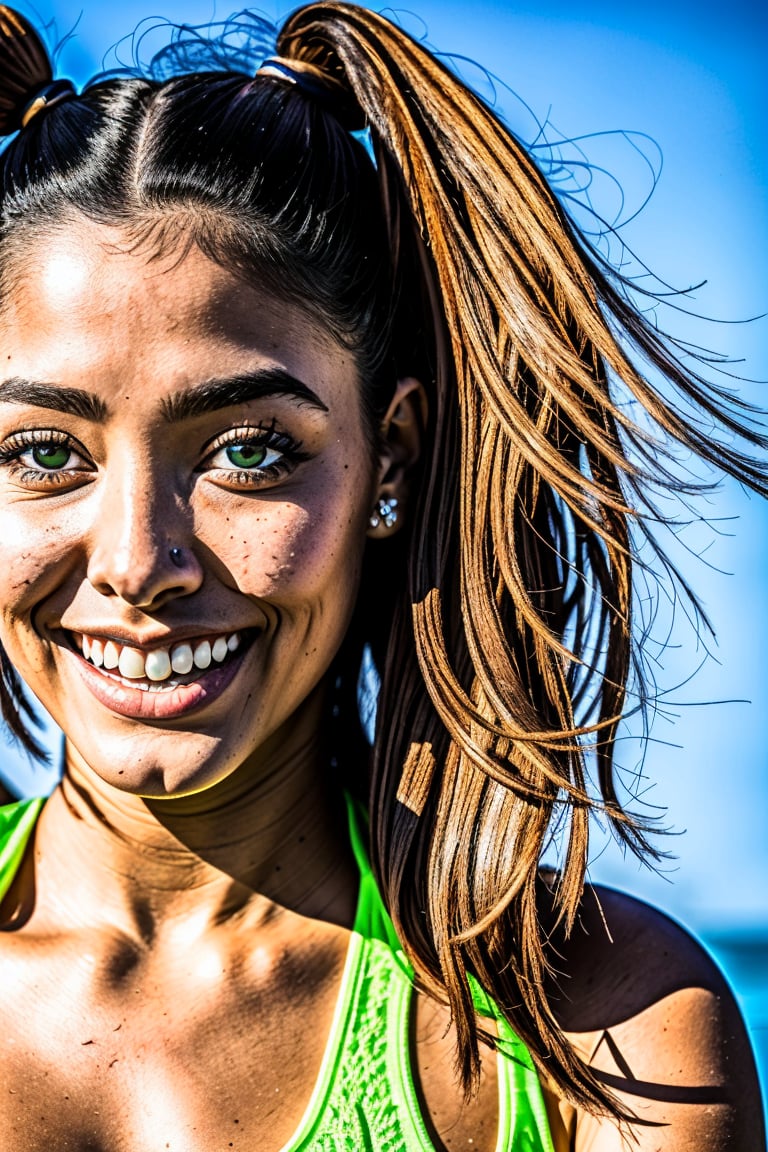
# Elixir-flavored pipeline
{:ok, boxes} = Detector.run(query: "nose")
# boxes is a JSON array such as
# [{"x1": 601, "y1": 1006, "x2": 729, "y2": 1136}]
[{"x1": 86, "y1": 460, "x2": 203, "y2": 611}]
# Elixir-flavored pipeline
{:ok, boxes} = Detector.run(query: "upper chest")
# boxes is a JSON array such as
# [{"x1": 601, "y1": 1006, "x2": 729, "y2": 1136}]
[
  {"x1": 0, "y1": 922, "x2": 503, "y2": 1152},
  {"x1": 0, "y1": 918, "x2": 349, "y2": 1152}
]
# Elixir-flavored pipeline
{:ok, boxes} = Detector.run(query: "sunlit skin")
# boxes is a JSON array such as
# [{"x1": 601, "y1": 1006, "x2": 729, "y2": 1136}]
[
  {"x1": 0, "y1": 226, "x2": 380, "y2": 801},
  {"x1": 0, "y1": 220, "x2": 506, "y2": 1150},
  {"x1": 0, "y1": 222, "x2": 762, "y2": 1152}
]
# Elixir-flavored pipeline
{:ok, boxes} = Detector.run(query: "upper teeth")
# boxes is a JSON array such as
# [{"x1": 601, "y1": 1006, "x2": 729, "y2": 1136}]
[{"x1": 79, "y1": 632, "x2": 241, "y2": 682}]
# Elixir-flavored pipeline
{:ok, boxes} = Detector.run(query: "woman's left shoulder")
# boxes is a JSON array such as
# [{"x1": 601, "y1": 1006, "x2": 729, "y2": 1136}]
[
  {"x1": 553, "y1": 883, "x2": 731, "y2": 1012},
  {"x1": 546, "y1": 884, "x2": 766, "y2": 1149}
]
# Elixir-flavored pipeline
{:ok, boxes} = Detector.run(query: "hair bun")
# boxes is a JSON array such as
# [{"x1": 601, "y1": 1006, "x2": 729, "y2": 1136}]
[{"x1": 0, "y1": 6, "x2": 54, "y2": 134}]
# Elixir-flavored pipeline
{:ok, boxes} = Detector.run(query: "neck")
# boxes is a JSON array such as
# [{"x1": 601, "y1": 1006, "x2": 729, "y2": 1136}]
[{"x1": 33, "y1": 705, "x2": 359, "y2": 943}]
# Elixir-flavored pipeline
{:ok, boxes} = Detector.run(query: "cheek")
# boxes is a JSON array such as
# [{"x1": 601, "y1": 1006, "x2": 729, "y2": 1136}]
[
  {"x1": 203, "y1": 506, "x2": 308, "y2": 594},
  {"x1": 0, "y1": 503, "x2": 82, "y2": 618},
  {"x1": 200, "y1": 491, "x2": 368, "y2": 606},
  {"x1": 0, "y1": 500, "x2": 89, "y2": 681}
]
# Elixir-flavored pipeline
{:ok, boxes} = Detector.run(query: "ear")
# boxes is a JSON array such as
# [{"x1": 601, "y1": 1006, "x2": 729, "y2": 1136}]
[{"x1": 367, "y1": 376, "x2": 427, "y2": 538}]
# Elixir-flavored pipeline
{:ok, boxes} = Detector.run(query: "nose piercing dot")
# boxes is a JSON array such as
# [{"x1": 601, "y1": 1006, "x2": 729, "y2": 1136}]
[{"x1": 169, "y1": 547, "x2": 184, "y2": 568}]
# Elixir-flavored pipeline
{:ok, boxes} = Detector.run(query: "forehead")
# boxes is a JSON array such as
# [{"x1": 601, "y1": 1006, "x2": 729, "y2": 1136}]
[
  {"x1": 3, "y1": 220, "x2": 239, "y2": 324},
  {"x1": 0, "y1": 219, "x2": 360, "y2": 408}
]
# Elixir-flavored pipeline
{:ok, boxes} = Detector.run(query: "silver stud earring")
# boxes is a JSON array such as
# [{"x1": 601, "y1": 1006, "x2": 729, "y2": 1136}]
[{"x1": 369, "y1": 496, "x2": 398, "y2": 530}]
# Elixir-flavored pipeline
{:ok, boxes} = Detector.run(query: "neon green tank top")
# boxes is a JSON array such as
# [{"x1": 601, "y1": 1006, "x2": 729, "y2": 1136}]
[{"x1": 0, "y1": 795, "x2": 555, "y2": 1151}]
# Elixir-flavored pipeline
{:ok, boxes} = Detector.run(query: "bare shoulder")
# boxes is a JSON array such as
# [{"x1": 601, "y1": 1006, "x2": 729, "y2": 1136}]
[
  {"x1": 549, "y1": 883, "x2": 735, "y2": 1026},
  {"x1": 544, "y1": 884, "x2": 766, "y2": 1150}
]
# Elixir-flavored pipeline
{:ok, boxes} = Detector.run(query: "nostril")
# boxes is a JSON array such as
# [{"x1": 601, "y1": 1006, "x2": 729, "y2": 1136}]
[{"x1": 86, "y1": 539, "x2": 203, "y2": 609}]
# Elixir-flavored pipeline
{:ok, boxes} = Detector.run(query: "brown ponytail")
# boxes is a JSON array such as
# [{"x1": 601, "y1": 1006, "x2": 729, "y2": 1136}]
[{"x1": 275, "y1": 2, "x2": 767, "y2": 1114}]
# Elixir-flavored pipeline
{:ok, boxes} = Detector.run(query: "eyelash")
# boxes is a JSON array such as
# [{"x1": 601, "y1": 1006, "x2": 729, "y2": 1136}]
[
  {"x1": 0, "y1": 424, "x2": 309, "y2": 491},
  {"x1": 201, "y1": 422, "x2": 309, "y2": 488},
  {"x1": 0, "y1": 429, "x2": 90, "y2": 488}
]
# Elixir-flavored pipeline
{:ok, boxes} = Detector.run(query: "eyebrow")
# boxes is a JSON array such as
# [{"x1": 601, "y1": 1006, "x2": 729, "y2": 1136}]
[
  {"x1": 0, "y1": 379, "x2": 107, "y2": 421},
  {"x1": 0, "y1": 369, "x2": 329, "y2": 423},
  {"x1": 161, "y1": 370, "x2": 329, "y2": 422}
]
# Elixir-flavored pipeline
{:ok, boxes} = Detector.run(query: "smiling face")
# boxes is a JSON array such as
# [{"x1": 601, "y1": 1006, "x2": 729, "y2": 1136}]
[{"x1": 0, "y1": 220, "x2": 382, "y2": 796}]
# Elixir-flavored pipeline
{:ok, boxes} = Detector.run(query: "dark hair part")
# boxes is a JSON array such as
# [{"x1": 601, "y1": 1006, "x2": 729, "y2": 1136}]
[{"x1": 1, "y1": 2, "x2": 766, "y2": 1118}]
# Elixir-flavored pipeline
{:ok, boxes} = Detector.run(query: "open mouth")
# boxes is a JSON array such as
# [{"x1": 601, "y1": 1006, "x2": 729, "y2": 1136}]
[{"x1": 67, "y1": 629, "x2": 251, "y2": 693}]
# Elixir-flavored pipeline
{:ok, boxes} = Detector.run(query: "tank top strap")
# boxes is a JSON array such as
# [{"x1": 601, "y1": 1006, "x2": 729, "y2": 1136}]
[
  {"x1": 342, "y1": 795, "x2": 556, "y2": 1152},
  {"x1": 0, "y1": 795, "x2": 46, "y2": 904},
  {"x1": 345, "y1": 791, "x2": 408, "y2": 961}
]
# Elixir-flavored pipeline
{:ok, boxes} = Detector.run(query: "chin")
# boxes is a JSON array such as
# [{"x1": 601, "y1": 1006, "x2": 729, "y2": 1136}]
[{"x1": 66, "y1": 727, "x2": 239, "y2": 800}]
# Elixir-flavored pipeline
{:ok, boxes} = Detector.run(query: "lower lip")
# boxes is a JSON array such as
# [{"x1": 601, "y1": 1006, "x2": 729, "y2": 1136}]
[{"x1": 70, "y1": 647, "x2": 246, "y2": 721}]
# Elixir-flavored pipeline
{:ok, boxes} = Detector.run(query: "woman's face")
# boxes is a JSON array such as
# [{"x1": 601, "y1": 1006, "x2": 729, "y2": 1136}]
[{"x1": 0, "y1": 220, "x2": 381, "y2": 796}]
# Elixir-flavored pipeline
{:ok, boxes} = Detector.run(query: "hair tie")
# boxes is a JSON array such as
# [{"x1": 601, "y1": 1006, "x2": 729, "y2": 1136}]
[
  {"x1": 20, "y1": 78, "x2": 76, "y2": 128},
  {"x1": 257, "y1": 57, "x2": 338, "y2": 99},
  {"x1": 255, "y1": 55, "x2": 364, "y2": 130},
  {"x1": 0, "y1": 5, "x2": 77, "y2": 135}
]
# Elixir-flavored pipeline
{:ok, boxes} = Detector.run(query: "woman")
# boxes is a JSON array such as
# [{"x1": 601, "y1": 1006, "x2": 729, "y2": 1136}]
[{"x1": 0, "y1": 3, "x2": 764, "y2": 1148}]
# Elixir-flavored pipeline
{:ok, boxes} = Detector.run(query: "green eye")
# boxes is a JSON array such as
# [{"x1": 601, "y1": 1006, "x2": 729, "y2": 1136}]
[
  {"x1": 205, "y1": 429, "x2": 300, "y2": 486},
  {"x1": 32, "y1": 443, "x2": 71, "y2": 469},
  {"x1": 225, "y1": 444, "x2": 268, "y2": 469}
]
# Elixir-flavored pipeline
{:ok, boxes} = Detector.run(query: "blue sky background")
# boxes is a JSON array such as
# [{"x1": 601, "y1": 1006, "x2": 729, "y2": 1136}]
[{"x1": 2, "y1": 0, "x2": 766, "y2": 937}]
